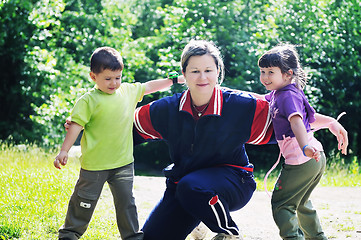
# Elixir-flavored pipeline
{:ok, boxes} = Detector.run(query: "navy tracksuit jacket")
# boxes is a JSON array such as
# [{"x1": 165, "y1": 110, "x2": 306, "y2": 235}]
[{"x1": 134, "y1": 87, "x2": 274, "y2": 240}]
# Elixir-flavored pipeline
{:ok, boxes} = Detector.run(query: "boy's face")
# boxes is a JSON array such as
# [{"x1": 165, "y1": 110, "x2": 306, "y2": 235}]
[{"x1": 90, "y1": 69, "x2": 122, "y2": 94}]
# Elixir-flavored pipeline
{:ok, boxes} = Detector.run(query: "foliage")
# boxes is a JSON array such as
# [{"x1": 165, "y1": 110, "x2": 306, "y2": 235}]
[
  {"x1": 0, "y1": 0, "x2": 360, "y2": 166},
  {"x1": 0, "y1": 0, "x2": 41, "y2": 143}
]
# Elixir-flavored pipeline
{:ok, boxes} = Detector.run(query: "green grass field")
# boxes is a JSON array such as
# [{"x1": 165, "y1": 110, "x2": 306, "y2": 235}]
[{"x1": 0, "y1": 144, "x2": 360, "y2": 239}]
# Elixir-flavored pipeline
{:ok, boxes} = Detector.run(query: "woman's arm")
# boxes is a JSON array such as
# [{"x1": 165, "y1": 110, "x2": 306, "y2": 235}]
[
  {"x1": 246, "y1": 98, "x2": 275, "y2": 145},
  {"x1": 221, "y1": 87, "x2": 267, "y2": 100},
  {"x1": 134, "y1": 104, "x2": 163, "y2": 141}
]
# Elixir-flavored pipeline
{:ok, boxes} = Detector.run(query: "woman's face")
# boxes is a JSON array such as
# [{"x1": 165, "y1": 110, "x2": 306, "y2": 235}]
[{"x1": 183, "y1": 54, "x2": 219, "y2": 96}]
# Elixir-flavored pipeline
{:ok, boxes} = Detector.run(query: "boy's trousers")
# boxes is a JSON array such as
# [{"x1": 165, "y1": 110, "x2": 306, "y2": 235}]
[
  {"x1": 271, "y1": 152, "x2": 328, "y2": 240},
  {"x1": 58, "y1": 163, "x2": 143, "y2": 240}
]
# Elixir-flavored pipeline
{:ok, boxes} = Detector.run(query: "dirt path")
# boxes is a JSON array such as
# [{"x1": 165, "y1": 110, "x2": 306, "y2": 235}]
[{"x1": 130, "y1": 176, "x2": 361, "y2": 240}]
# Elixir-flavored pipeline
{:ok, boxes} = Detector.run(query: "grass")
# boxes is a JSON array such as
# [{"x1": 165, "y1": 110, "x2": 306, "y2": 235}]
[
  {"x1": 254, "y1": 154, "x2": 361, "y2": 190},
  {"x1": 0, "y1": 143, "x2": 360, "y2": 239}
]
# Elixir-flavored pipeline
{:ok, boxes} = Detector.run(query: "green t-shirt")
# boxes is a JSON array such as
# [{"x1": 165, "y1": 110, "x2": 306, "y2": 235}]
[{"x1": 71, "y1": 82, "x2": 145, "y2": 171}]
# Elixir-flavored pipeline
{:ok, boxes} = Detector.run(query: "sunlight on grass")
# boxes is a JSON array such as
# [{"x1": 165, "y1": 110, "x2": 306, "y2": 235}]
[
  {"x1": 0, "y1": 143, "x2": 360, "y2": 239},
  {"x1": 0, "y1": 143, "x2": 120, "y2": 239},
  {"x1": 320, "y1": 157, "x2": 361, "y2": 187},
  {"x1": 0, "y1": 143, "x2": 77, "y2": 239},
  {"x1": 255, "y1": 155, "x2": 361, "y2": 192}
]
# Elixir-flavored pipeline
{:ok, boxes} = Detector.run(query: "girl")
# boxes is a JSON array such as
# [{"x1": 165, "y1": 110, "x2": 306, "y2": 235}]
[{"x1": 258, "y1": 44, "x2": 347, "y2": 240}]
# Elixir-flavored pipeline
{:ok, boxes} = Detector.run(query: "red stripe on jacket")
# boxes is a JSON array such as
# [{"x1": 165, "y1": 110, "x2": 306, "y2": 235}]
[
  {"x1": 247, "y1": 98, "x2": 274, "y2": 145},
  {"x1": 134, "y1": 104, "x2": 163, "y2": 140}
]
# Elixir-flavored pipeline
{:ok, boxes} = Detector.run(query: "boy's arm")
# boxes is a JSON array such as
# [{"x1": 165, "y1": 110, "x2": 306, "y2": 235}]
[
  {"x1": 54, "y1": 122, "x2": 83, "y2": 169},
  {"x1": 144, "y1": 75, "x2": 185, "y2": 95},
  {"x1": 290, "y1": 115, "x2": 320, "y2": 161},
  {"x1": 311, "y1": 113, "x2": 348, "y2": 155}
]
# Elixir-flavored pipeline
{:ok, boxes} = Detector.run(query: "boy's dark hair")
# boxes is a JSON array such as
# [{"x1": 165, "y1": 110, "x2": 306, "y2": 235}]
[{"x1": 90, "y1": 47, "x2": 124, "y2": 74}]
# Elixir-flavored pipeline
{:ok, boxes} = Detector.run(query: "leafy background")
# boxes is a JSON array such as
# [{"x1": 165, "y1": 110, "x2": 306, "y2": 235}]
[{"x1": 1, "y1": 0, "x2": 360, "y2": 172}]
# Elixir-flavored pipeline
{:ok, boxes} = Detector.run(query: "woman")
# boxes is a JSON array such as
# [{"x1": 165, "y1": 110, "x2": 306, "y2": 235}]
[{"x1": 133, "y1": 40, "x2": 348, "y2": 240}]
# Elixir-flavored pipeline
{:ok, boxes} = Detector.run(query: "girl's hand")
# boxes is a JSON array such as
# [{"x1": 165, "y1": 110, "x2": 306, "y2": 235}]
[
  {"x1": 328, "y1": 121, "x2": 348, "y2": 155},
  {"x1": 303, "y1": 145, "x2": 321, "y2": 162}
]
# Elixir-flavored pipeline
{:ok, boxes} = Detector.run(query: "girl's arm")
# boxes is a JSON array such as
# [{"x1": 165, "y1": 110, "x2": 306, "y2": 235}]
[
  {"x1": 290, "y1": 115, "x2": 320, "y2": 160},
  {"x1": 311, "y1": 113, "x2": 348, "y2": 155},
  {"x1": 54, "y1": 122, "x2": 83, "y2": 169}
]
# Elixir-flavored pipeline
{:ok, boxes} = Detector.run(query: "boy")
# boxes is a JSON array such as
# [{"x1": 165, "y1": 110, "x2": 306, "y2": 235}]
[{"x1": 54, "y1": 46, "x2": 181, "y2": 240}]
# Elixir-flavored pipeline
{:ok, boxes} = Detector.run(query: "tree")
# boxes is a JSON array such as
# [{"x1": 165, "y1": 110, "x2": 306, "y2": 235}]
[
  {"x1": 1, "y1": 0, "x2": 359, "y2": 167},
  {"x1": 0, "y1": 0, "x2": 42, "y2": 143}
]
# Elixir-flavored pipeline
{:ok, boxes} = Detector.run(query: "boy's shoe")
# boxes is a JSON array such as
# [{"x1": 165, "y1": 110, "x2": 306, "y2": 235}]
[
  {"x1": 211, "y1": 233, "x2": 244, "y2": 240},
  {"x1": 190, "y1": 222, "x2": 209, "y2": 239}
]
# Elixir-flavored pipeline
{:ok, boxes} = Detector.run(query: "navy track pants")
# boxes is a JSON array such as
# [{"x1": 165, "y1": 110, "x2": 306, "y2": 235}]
[{"x1": 142, "y1": 166, "x2": 256, "y2": 240}]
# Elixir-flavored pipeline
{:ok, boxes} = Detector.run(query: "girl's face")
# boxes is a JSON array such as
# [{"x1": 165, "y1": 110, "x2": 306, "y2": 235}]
[
  {"x1": 259, "y1": 67, "x2": 292, "y2": 91},
  {"x1": 183, "y1": 54, "x2": 219, "y2": 96},
  {"x1": 90, "y1": 69, "x2": 122, "y2": 94}
]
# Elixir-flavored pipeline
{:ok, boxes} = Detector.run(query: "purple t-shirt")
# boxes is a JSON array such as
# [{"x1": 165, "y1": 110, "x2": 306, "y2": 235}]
[{"x1": 265, "y1": 84, "x2": 316, "y2": 141}]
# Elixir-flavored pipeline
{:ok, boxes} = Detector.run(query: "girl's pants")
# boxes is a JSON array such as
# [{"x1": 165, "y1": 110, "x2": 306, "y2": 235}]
[
  {"x1": 142, "y1": 166, "x2": 256, "y2": 240},
  {"x1": 271, "y1": 152, "x2": 328, "y2": 240},
  {"x1": 58, "y1": 163, "x2": 143, "y2": 240}
]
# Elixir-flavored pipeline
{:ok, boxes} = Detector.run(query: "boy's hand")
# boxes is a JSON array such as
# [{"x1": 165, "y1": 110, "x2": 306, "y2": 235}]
[
  {"x1": 178, "y1": 75, "x2": 186, "y2": 84},
  {"x1": 303, "y1": 146, "x2": 321, "y2": 162},
  {"x1": 54, "y1": 150, "x2": 68, "y2": 169},
  {"x1": 64, "y1": 117, "x2": 72, "y2": 132}
]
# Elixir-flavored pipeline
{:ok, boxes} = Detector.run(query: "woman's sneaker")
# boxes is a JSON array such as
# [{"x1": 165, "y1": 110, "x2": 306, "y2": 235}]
[
  {"x1": 190, "y1": 222, "x2": 209, "y2": 239},
  {"x1": 211, "y1": 233, "x2": 244, "y2": 240}
]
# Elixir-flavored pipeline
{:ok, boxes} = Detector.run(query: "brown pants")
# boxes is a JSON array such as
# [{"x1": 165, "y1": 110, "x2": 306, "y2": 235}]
[{"x1": 58, "y1": 163, "x2": 143, "y2": 240}]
